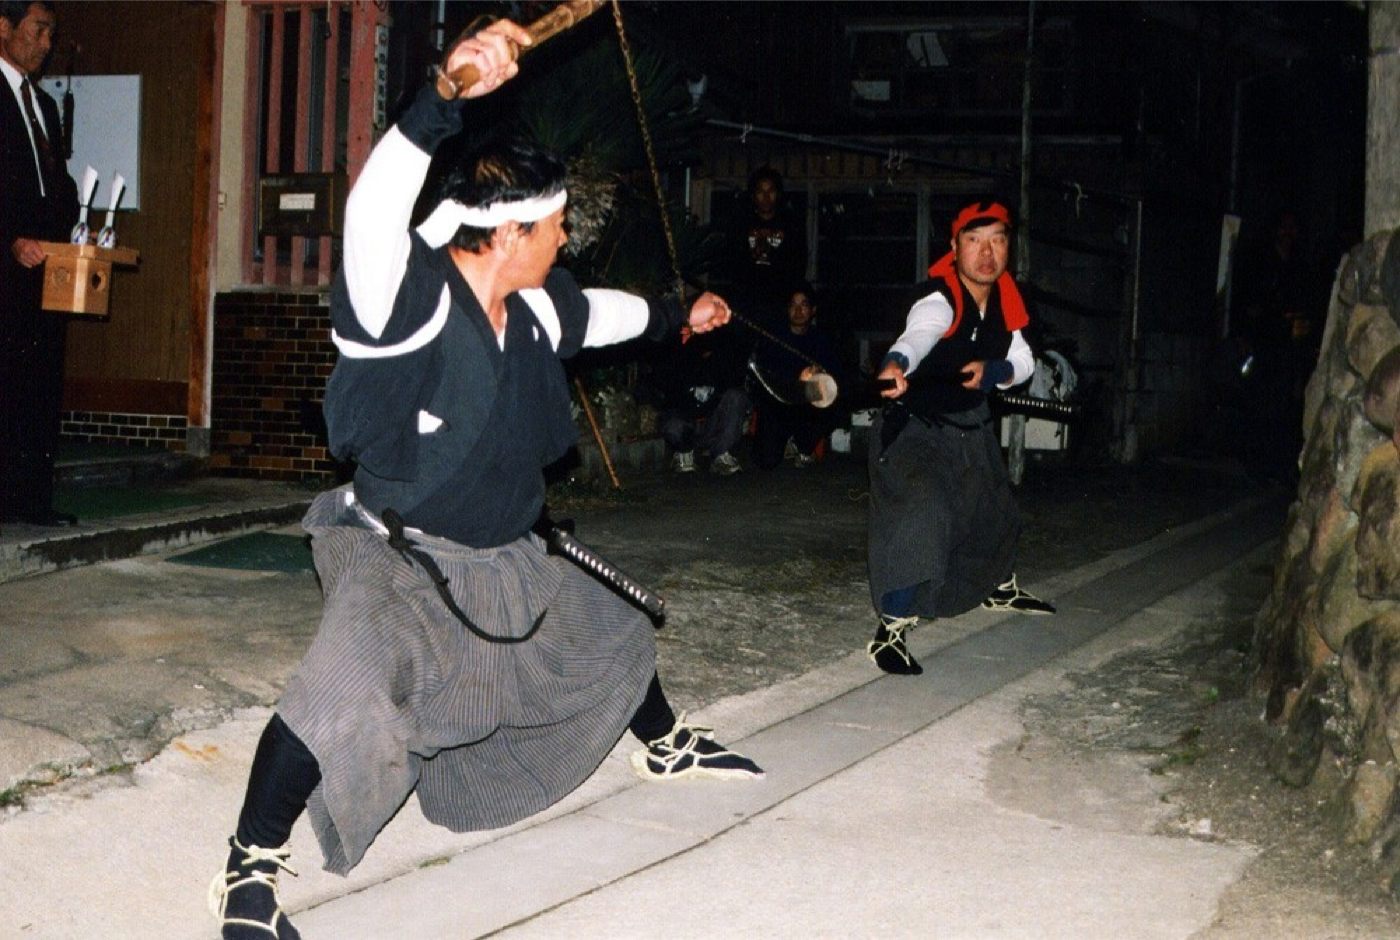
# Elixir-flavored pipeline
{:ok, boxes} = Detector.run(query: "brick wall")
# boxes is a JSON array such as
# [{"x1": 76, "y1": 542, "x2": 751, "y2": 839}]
[
  {"x1": 210, "y1": 290, "x2": 341, "y2": 482},
  {"x1": 61, "y1": 411, "x2": 188, "y2": 450}
]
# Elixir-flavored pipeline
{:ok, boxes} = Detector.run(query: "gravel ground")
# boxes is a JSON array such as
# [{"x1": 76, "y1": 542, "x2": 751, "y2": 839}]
[
  {"x1": 551, "y1": 449, "x2": 1268, "y2": 708},
  {"x1": 557, "y1": 448, "x2": 1400, "y2": 933},
  {"x1": 13, "y1": 441, "x2": 1392, "y2": 930},
  {"x1": 1015, "y1": 553, "x2": 1400, "y2": 936}
]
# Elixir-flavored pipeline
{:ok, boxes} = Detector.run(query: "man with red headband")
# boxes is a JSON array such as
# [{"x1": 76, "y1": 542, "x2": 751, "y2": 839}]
[{"x1": 864, "y1": 200, "x2": 1055, "y2": 676}]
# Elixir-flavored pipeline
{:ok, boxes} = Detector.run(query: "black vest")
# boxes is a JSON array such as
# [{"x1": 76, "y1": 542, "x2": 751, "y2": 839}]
[
  {"x1": 902, "y1": 278, "x2": 1014, "y2": 419},
  {"x1": 328, "y1": 260, "x2": 579, "y2": 547}
]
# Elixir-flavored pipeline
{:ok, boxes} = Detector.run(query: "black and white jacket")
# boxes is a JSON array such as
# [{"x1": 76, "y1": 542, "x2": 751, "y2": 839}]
[{"x1": 324, "y1": 86, "x2": 683, "y2": 546}]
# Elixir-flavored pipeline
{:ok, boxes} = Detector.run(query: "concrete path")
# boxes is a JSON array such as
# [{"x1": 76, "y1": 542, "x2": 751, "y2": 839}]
[{"x1": 0, "y1": 497, "x2": 1277, "y2": 938}]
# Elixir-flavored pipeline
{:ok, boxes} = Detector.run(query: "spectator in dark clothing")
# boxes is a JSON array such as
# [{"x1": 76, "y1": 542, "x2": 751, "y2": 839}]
[
  {"x1": 727, "y1": 166, "x2": 807, "y2": 323},
  {"x1": 0, "y1": 0, "x2": 80, "y2": 527},
  {"x1": 749, "y1": 283, "x2": 842, "y2": 469},
  {"x1": 657, "y1": 328, "x2": 751, "y2": 475}
]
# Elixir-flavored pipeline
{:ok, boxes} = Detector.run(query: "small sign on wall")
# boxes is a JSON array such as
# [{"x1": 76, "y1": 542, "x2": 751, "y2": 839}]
[
  {"x1": 258, "y1": 173, "x2": 347, "y2": 237},
  {"x1": 39, "y1": 75, "x2": 141, "y2": 210}
]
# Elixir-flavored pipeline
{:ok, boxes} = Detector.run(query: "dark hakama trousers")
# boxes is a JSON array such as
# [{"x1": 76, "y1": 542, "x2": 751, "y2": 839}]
[
  {"x1": 279, "y1": 488, "x2": 655, "y2": 874},
  {"x1": 867, "y1": 404, "x2": 1020, "y2": 619}
]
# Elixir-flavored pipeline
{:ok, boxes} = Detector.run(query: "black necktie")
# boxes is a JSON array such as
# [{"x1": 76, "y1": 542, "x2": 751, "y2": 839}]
[{"x1": 19, "y1": 77, "x2": 58, "y2": 184}]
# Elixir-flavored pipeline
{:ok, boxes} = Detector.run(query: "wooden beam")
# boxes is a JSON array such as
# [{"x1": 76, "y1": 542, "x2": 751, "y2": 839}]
[{"x1": 188, "y1": 1, "x2": 223, "y2": 435}]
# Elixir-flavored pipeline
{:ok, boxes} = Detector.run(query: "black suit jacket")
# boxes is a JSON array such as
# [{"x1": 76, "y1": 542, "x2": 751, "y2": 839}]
[
  {"x1": 0, "y1": 74, "x2": 79, "y2": 307},
  {"x1": 0, "y1": 73, "x2": 80, "y2": 515}
]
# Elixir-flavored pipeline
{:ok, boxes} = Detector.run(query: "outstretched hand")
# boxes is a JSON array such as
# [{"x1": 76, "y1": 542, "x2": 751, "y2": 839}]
[
  {"x1": 441, "y1": 20, "x2": 532, "y2": 100},
  {"x1": 877, "y1": 361, "x2": 907, "y2": 399},
  {"x1": 686, "y1": 292, "x2": 732, "y2": 334}
]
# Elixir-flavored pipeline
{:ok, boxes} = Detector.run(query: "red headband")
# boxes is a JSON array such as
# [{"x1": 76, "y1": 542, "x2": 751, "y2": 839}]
[{"x1": 951, "y1": 201, "x2": 1012, "y2": 239}]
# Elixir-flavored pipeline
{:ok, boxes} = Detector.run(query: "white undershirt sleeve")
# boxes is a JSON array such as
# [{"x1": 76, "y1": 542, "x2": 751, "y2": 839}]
[
  {"x1": 887, "y1": 292, "x2": 954, "y2": 376},
  {"x1": 342, "y1": 127, "x2": 428, "y2": 340},
  {"x1": 580, "y1": 289, "x2": 650, "y2": 347},
  {"x1": 1004, "y1": 330, "x2": 1035, "y2": 386}
]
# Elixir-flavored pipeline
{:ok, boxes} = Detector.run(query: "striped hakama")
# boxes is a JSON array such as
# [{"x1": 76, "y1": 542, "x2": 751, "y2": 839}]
[
  {"x1": 278, "y1": 488, "x2": 655, "y2": 875},
  {"x1": 866, "y1": 403, "x2": 1020, "y2": 619}
]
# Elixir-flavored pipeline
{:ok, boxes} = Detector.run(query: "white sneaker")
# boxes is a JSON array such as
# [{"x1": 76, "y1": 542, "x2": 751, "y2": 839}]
[
  {"x1": 671, "y1": 451, "x2": 696, "y2": 473},
  {"x1": 711, "y1": 452, "x2": 742, "y2": 475}
]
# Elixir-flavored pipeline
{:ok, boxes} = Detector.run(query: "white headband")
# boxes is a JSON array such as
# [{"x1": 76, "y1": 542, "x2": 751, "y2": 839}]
[{"x1": 416, "y1": 189, "x2": 568, "y2": 248}]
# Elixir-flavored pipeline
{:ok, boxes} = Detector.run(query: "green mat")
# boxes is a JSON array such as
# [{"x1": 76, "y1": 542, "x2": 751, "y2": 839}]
[
  {"x1": 54, "y1": 486, "x2": 207, "y2": 520},
  {"x1": 168, "y1": 532, "x2": 314, "y2": 573}
]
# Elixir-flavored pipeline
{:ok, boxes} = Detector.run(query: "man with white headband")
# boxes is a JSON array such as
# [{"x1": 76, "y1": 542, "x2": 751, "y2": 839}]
[
  {"x1": 210, "y1": 21, "x2": 760, "y2": 939},
  {"x1": 863, "y1": 199, "x2": 1055, "y2": 679}
]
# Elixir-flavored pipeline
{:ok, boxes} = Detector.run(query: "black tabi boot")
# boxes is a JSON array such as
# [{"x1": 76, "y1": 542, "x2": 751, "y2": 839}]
[
  {"x1": 208, "y1": 836, "x2": 300, "y2": 939},
  {"x1": 981, "y1": 573, "x2": 1056, "y2": 615},
  {"x1": 867, "y1": 613, "x2": 923, "y2": 675}
]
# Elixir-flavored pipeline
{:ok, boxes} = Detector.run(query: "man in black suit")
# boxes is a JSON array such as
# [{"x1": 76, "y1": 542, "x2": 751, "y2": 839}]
[{"x1": 0, "y1": 0, "x2": 79, "y2": 526}]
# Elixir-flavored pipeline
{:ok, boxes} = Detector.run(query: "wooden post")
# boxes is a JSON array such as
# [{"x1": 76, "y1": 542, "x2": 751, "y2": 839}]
[
  {"x1": 1367, "y1": 2, "x2": 1400, "y2": 236},
  {"x1": 574, "y1": 376, "x2": 622, "y2": 490},
  {"x1": 1008, "y1": 0, "x2": 1035, "y2": 485}
]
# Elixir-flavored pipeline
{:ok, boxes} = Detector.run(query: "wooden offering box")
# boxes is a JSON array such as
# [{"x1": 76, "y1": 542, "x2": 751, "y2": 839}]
[{"x1": 37, "y1": 241, "x2": 140, "y2": 318}]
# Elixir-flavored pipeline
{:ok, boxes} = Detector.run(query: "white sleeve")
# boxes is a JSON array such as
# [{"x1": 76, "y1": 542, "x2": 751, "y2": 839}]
[
  {"x1": 887, "y1": 292, "x2": 954, "y2": 375},
  {"x1": 341, "y1": 127, "x2": 427, "y2": 340},
  {"x1": 580, "y1": 288, "x2": 650, "y2": 347},
  {"x1": 1003, "y1": 330, "x2": 1035, "y2": 387}
]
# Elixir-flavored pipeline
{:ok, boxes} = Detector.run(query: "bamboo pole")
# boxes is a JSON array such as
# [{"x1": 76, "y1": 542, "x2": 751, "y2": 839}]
[{"x1": 574, "y1": 376, "x2": 622, "y2": 490}]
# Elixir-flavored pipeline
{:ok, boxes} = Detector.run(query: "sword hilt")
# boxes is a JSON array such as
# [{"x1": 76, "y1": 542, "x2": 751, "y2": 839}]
[{"x1": 547, "y1": 526, "x2": 666, "y2": 621}]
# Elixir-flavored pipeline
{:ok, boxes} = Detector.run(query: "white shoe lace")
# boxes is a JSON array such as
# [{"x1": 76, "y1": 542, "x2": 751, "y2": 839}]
[
  {"x1": 208, "y1": 839, "x2": 298, "y2": 932},
  {"x1": 644, "y1": 712, "x2": 715, "y2": 770},
  {"x1": 866, "y1": 614, "x2": 919, "y2": 665}
]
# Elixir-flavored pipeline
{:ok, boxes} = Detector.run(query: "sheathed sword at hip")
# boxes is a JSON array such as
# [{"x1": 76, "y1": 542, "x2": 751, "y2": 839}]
[{"x1": 536, "y1": 519, "x2": 666, "y2": 623}]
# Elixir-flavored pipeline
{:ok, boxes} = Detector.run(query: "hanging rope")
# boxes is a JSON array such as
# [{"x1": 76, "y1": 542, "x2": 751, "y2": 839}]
[
  {"x1": 610, "y1": 0, "x2": 685, "y2": 300},
  {"x1": 608, "y1": 1, "x2": 825, "y2": 373}
]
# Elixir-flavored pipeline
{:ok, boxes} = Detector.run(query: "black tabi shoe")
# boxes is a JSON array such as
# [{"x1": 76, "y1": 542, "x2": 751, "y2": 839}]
[
  {"x1": 631, "y1": 713, "x2": 765, "y2": 781},
  {"x1": 982, "y1": 574, "x2": 1056, "y2": 615},
  {"x1": 867, "y1": 614, "x2": 923, "y2": 675},
  {"x1": 208, "y1": 836, "x2": 301, "y2": 940}
]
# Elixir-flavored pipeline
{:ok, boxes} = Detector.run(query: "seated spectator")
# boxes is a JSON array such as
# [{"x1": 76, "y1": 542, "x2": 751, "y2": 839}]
[
  {"x1": 748, "y1": 283, "x2": 842, "y2": 469},
  {"x1": 657, "y1": 329, "x2": 752, "y2": 475}
]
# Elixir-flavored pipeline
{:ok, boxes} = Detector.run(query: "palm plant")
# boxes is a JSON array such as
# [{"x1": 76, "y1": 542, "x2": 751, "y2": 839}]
[{"x1": 507, "y1": 38, "x2": 724, "y2": 294}]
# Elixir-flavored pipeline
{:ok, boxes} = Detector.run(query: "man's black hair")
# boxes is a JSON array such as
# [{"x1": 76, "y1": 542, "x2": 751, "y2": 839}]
[
  {"x1": 0, "y1": 1, "x2": 54, "y2": 26},
  {"x1": 748, "y1": 165, "x2": 784, "y2": 194},
  {"x1": 788, "y1": 280, "x2": 818, "y2": 308},
  {"x1": 432, "y1": 138, "x2": 567, "y2": 252}
]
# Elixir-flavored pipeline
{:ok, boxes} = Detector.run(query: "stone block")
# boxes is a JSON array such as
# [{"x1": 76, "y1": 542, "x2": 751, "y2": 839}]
[
  {"x1": 1342, "y1": 617, "x2": 1389, "y2": 730},
  {"x1": 1364, "y1": 345, "x2": 1400, "y2": 433},
  {"x1": 1269, "y1": 670, "x2": 1329, "y2": 788},
  {"x1": 1340, "y1": 615, "x2": 1400, "y2": 767},
  {"x1": 1356, "y1": 231, "x2": 1394, "y2": 306},
  {"x1": 1356, "y1": 449, "x2": 1400, "y2": 600},
  {"x1": 1307, "y1": 489, "x2": 1357, "y2": 578},
  {"x1": 1307, "y1": 619, "x2": 1339, "y2": 672},
  {"x1": 1346, "y1": 303, "x2": 1400, "y2": 381},
  {"x1": 1337, "y1": 245, "x2": 1362, "y2": 306},
  {"x1": 1299, "y1": 401, "x2": 1342, "y2": 509},
  {"x1": 1337, "y1": 403, "x2": 1389, "y2": 512},
  {"x1": 1310, "y1": 530, "x2": 1382, "y2": 652},
  {"x1": 1347, "y1": 760, "x2": 1397, "y2": 844}
]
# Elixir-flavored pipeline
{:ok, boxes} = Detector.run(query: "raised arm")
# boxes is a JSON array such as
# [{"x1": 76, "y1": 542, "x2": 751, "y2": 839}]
[{"x1": 341, "y1": 21, "x2": 530, "y2": 341}]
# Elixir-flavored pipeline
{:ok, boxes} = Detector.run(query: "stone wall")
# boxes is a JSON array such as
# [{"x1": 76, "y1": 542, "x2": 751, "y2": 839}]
[{"x1": 1255, "y1": 228, "x2": 1400, "y2": 892}]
